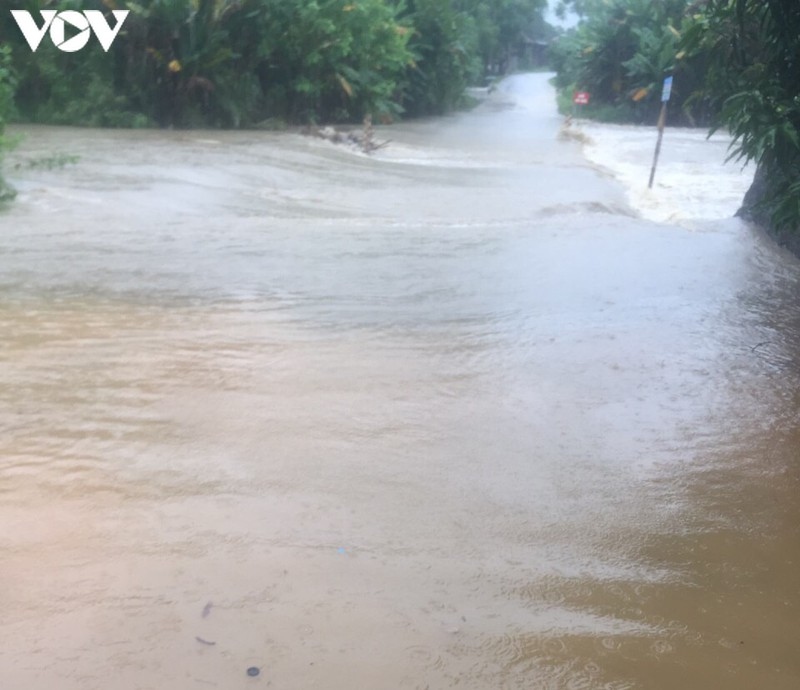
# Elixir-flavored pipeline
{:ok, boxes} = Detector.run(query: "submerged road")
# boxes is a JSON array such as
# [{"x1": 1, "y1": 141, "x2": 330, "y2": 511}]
[{"x1": 1, "y1": 73, "x2": 799, "y2": 689}]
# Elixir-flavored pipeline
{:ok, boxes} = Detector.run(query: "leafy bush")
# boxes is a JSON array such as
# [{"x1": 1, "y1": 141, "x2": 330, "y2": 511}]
[
  {"x1": 5, "y1": 0, "x2": 415, "y2": 126},
  {"x1": 3, "y1": 0, "x2": 551, "y2": 128},
  {"x1": 681, "y1": 0, "x2": 800, "y2": 230},
  {"x1": 0, "y1": 45, "x2": 16, "y2": 202},
  {"x1": 550, "y1": 0, "x2": 708, "y2": 126},
  {"x1": 398, "y1": 0, "x2": 481, "y2": 116}
]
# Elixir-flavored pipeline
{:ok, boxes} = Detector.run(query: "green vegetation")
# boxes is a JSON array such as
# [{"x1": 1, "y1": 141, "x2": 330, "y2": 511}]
[
  {"x1": 552, "y1": 0, "x2": 800, "y2": 232},
  {"x1": 681, "y1": 0, "x2": 800, "y2": 231},
  {"x1": 0, "y1": 0, "x2": 551, "y2": 202},
  {"x1": 0, "y1": 45, "x2": 16, "y2": 201},
  {"x1": 550, "y1": 0, "x2": 706, "y2": 125},
  {"x1": 0, "y1": 0, "x2": 550, "y2": 128},
  {"x1": 5, "y1": 0, "x2": 414, "y2": 127},
  {"x1": 399, "y1": 0, "x2": 553, "y2": 117},
  {"x1": 0, "y1": 0, "x2": 552, "y2": 206}
]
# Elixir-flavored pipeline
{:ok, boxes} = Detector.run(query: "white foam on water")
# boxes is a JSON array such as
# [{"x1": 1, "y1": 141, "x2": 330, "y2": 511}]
[{"x1": 572, "y1": 120, "x2": 756, "y2": 227}]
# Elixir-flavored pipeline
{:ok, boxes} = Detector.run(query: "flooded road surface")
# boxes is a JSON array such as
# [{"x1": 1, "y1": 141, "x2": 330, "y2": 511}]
[{"x1": 1, "y1": 73, "x2": 799, "y2": 689}]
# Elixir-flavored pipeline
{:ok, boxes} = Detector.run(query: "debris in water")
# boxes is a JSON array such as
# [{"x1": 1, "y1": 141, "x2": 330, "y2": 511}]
[
  {"x1": 202, "y1": 601, "x2": 213, "y2": 618},
  {"x1": 301, "y1": 119, "x2": 390, "y2": 154},
  {"x1": 247, "y1": 666, "x2": 260, "y2": 677},
  {"x1": 195, "y1": 636, "x2": 216, "y2": 646}
]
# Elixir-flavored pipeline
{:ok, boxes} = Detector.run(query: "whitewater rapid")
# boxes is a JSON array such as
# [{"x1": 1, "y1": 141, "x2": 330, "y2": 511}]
[{"x1": 569, "y1": 119, "x2": 756, "y2": 226}]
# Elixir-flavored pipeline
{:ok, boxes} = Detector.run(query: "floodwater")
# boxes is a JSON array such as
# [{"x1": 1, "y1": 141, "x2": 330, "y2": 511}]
[
  {"x1": 576, "y1": 119, "x2": 756, "y2": 226},
  {"x1": 1, "y1": 73, "x2": 798, "y2": 689}
]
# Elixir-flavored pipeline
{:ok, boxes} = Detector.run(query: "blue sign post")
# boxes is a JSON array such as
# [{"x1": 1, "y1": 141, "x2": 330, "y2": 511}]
[
  {"x1": 661, "y1": 76, "x2": 673, "y2": 103},
  {"x1": 649, "y1": 76, "x2": 673, "y2": 189}
]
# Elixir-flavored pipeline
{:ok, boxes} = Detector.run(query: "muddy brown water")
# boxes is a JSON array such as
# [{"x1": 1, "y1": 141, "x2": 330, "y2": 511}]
[{"x1": 1, "y1": 74, "x2": 799, "y2": 689}]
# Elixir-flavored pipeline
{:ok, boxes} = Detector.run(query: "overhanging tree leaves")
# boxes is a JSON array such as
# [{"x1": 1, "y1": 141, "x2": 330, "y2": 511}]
[{"x1": 681, "y1": 0, "x2": 800, "y2": 230}]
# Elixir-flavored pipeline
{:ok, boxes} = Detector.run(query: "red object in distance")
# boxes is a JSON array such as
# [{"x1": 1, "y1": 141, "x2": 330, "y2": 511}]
[{"x1": 573, "y1": 91, "x2": 590, "y2": 105}]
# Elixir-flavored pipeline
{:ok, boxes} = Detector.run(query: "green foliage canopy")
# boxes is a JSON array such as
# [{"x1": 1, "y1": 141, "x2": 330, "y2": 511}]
[
  {"x1": 680, "y1": 0, "x2": 800, "y2": 229},
  {"x1": 550, "y1": 0, "x2": 706, "y2": 124},
  {"x1": 3, "y1": 0, "x2": 415, "y2": 126},
  {"x1": 0, "y1": 0, "x2": 550, "y2": 127}
]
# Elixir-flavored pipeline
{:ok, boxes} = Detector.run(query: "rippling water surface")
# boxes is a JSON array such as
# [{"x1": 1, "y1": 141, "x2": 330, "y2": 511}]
[{"x1": 1, "y1": 74, "x2": 799, "y2": 689}]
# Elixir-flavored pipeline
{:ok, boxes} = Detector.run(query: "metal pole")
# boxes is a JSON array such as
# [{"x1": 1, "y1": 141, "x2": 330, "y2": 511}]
[{"x1": 648, "y1": 102, "x2": 668, "y2": 189}]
